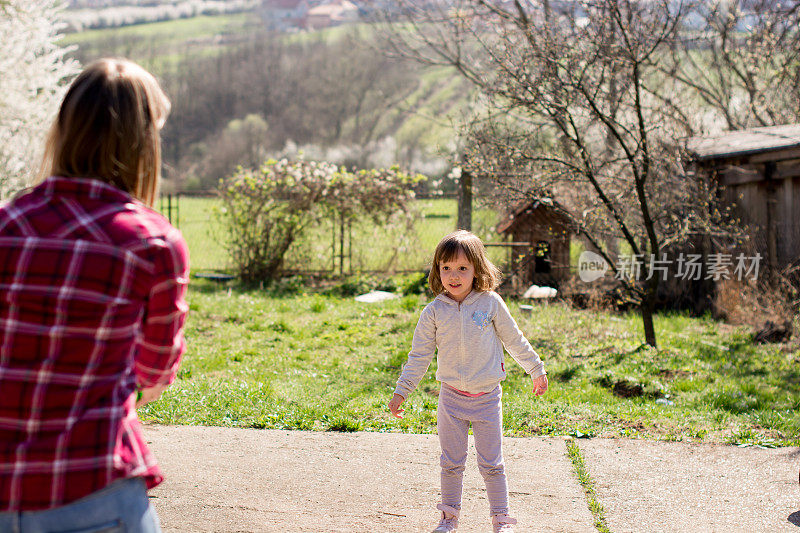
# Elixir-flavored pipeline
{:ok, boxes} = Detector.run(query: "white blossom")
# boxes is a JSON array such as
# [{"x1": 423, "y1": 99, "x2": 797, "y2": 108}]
[{"x1": 0, "y1": 0, "x2": 79, "y2": 199}]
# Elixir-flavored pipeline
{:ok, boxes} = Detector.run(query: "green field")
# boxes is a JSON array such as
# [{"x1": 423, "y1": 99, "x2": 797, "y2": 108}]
[
  {"x1": 158, "y1": 196, "x2": 506, "y2": 274},
  {"x1": 60, "y1": 13, "x2": 263, "y2": 73},
  {"x1": 139, "y1": 279, "x2": 800, "y2": 447}
]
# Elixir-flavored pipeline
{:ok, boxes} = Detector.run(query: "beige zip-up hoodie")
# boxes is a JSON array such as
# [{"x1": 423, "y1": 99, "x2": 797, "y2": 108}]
[{"x1": 394, "y1": 290, "x2": 546, "y2": 398}]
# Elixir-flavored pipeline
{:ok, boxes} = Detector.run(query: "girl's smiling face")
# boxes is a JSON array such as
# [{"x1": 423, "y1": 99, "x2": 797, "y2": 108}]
[{"x1": 439, "y1": 250, "x2": 475, "y2": 302}]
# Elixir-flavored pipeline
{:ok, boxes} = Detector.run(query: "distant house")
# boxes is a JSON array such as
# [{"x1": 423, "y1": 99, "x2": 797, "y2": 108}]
[
  {"x1": 686, "y1": 123, "x2": 800, "y2": 272},
  {"x1": 259, "y1": 0, "x2": 309, "y2": 30},
  {"x1": 495, "y1": 198, "x2": 575, "y2": 292},
  {"x1": 305, "y1": 0, "x2": 359, "y2": 30}
]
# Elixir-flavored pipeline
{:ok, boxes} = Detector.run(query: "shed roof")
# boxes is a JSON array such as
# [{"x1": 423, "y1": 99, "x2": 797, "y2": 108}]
[{"x1": 686, "y1": 123, "x2": 800, "y2": 161}]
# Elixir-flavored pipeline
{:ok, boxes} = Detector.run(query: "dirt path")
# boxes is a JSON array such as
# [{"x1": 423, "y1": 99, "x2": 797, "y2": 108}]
[{"x1": 144, "y1": 425, "x2": 800, "y2": 532}]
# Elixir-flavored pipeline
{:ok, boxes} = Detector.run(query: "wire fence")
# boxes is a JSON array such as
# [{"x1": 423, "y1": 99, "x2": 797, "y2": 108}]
[{"x1": 156, "y1": 192, "x2": 509, "y2": 277}]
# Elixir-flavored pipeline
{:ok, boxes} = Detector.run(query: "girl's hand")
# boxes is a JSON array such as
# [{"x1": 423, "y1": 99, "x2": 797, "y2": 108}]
[
  {"x1": 531, "y1": 374, "x2": 549, "y2": 397},
  {"x1": 388, "y1": 393, "x2": 406, "y2": 419}
]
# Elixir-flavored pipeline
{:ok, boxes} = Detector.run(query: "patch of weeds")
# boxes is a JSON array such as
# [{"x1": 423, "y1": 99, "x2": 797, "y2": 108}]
[
  {"x1": 323, "y1": 275, "x2": 375, "y2": 297},
  {"x1": 550, "y1": 363, "x2": 581, "y2": 383},
  {"x1": 310, "y1": 297, "x2": 326, "y2": 313},
  {"x1": 270, "y1": 275, "x2": 306, "y2": 296},
  {"x1": 613, "y1": 380, "x2": 644, "y2": 398},
  {"x1": 401, "y1": 295, "x2": 422, "y2": 311},
  {"x1": 726, "y1": 427, "x2": 780, "y2": 448},
  {"x1": 269, "y1": 320, "x2": 293, "y2": 334},
  {"x1": 395, "y1": 271, "x2": 429, "y2": 295},
  {"x1": 386, "y1": 350, "x2": 408, "y2": 370},
  {"x1": 566, "y1": 439, "x2": 611, "y2": 533},
  {"x1": 595, "y1": 372, "x2": 663, "y2": 399},
  {"x1": 323, "y1": 416, "x2": 362, "y2": 432},
  {"x1": 704, "y1": 388, "x2": 762, "y2": 414}
]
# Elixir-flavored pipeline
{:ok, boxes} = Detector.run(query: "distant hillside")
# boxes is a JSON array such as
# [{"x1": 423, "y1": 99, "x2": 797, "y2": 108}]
[
  {"x1": 61, "y1": 14, "x2": 474, "y2": 190},
  {"x1": 62, "y1": 0, "x2": 258, "y2": 32}
]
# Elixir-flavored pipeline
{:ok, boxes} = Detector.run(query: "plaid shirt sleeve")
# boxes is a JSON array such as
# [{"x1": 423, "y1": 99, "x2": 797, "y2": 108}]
[{"x1": 135, "y1": 226, "x2": 190, "y2": 388}]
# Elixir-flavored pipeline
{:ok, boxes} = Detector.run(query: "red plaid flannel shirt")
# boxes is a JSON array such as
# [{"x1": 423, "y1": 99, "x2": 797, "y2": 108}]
[{"x1": 0, "y1": 177, "x2": 189, "y2": 511}]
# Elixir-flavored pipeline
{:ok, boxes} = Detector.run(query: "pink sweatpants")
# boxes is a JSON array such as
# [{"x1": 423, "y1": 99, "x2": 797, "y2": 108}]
[{"x1": 437, "y1": 383, "x2": 509, "y2": 516}]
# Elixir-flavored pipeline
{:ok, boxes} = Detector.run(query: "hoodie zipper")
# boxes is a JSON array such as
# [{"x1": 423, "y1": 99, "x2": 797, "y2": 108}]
[{"x1": 459, "y1": 298, "x2": 466, "y2": 391}]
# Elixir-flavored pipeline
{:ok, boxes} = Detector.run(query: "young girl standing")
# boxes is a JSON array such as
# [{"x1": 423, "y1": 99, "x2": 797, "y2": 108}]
[{"x1": 388, "y1": 230, "x2": 548, "y2": 533}]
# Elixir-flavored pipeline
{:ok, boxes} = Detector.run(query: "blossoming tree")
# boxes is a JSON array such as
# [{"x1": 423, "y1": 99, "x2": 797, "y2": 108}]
[{"x1": 0, "y1": 0, "x2": 78, "y2": 198}]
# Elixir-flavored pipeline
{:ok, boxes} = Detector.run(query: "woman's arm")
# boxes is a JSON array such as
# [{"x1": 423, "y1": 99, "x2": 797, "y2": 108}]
[{"x1": 135, "y1": 229, "x2": 190, "y2": 392}]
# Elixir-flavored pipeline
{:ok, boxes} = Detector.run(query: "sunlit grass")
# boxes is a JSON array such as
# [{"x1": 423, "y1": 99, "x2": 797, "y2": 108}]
[{"x1": 138, "y1": 280, "x2": 800, "y2": 446}]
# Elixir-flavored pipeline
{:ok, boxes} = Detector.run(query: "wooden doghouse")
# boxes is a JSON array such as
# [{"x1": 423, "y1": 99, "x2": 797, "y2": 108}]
[
  {"x1": 495, "y1": 198, "x2": 574, "y2": 293},
  {"x1": 686, "y1": 124, "x2": 800, "y2": 272}
]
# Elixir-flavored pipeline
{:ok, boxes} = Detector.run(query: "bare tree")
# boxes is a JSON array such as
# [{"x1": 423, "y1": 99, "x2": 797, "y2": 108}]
[
  {"x1": 154, "y1": 29, "x2": 421, "y2": 187},
  {"x1": 661, "y1": 0, "x2": 800, "y2": 132},
  {"x1": 381, "y1": 0, "x2": 738, "y2": 347}
]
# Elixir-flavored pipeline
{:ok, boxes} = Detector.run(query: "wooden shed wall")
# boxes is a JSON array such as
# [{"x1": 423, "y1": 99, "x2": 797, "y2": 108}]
[{"x1": 724, "y1": 175, "x2": 800, "y2": 267}]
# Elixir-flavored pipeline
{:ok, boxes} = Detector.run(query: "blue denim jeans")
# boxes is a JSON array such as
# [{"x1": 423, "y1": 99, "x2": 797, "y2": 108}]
[{"x1": 0, "y1": 477, "x2": 161, "y2": 533}]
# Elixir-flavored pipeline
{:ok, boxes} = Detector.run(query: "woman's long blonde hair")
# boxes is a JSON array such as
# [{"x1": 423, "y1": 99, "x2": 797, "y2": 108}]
[
  {"x1": 428, "y1": 230, "x2": 502, "y2": 295},
  {"x1": 38, "y1": 58, "x2": 170, "y2": 206}
]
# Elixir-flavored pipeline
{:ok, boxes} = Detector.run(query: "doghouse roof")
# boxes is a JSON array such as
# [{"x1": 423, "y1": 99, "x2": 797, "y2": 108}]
[{"x1": 495, "y1": 198, "x2": 573, "y2": 234}]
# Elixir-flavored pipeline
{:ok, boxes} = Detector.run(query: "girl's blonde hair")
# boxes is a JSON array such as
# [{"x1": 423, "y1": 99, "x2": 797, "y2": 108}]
[
  {"x1": 38, "y1": 58, "x2": 171, "y2": 206},
  {"x1": 428, "y1": 230, "x2": 502, "y2": 294}
]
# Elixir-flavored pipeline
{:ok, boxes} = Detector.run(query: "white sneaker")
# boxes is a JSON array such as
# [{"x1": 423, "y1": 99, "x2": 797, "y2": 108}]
[
  {"x1": 431, "y1": 504, "x2": 459, "y2": 532},
  {"x1": 492, "y1": 514, "x2": 517, "y2": 533}
]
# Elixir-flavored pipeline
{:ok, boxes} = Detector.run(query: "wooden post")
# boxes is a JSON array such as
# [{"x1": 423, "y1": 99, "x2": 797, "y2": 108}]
[
  {"x1": 348, "y1": 219, "x2": 353, "y2": 275},
  {"x1": 765, "y1": 162, "x2": 778, "y2": 270},
  {"x1": 167, "y1": 194, "x2": 173, "y2": 225},
  {"x1": 339, "y1": 210, "x2": 345, "y2": 277},
  {"x1": 457, "y1": 168, "x2": 472, "y2": 231},
  {"x1": 331, "y1": 215, "x2": 336, "y2": 274}
]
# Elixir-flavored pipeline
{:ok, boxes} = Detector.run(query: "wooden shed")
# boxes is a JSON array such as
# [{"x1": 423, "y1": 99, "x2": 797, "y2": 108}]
[
  {"x1": 495, "y1": 198, "x2": 574, "y2": 292},
  {"x1": 686, "y1": 124, "x2": 800, "y2": 271}
]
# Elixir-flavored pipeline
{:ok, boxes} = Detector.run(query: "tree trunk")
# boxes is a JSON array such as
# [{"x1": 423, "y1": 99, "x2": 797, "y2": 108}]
[
  {"x1": 457, "y1": 169, "x2": 472, "y2": 231},
  {"x1": 641, "y1": 279, "x2": 658, "y2": 348},
  {"x1": 641, "y1": 304, "x2": 657, "y2": 348}
]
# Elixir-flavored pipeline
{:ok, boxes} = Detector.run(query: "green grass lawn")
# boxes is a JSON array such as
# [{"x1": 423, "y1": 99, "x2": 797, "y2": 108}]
[{"x1": 139, "y1": 279, "x2": 800, "y2": 447}]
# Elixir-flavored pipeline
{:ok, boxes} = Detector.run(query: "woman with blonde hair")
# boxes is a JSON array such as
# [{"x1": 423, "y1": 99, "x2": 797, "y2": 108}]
[{"x1": 0, "y1": 58, "x2": 188, "y2": 532}]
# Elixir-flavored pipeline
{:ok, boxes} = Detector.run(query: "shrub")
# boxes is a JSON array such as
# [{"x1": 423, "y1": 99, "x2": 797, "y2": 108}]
[
  {"x1": 217, "y1": 159, "x2": 424, "y2": 283},
  {"x1": 218, "y1": 159, "x2": 335, "y2": 282}
]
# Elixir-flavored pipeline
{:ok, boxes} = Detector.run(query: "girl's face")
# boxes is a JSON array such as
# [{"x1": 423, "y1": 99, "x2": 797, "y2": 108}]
[{"x1": 439, "y1": 250, "x2": 475, "y2": 302}]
